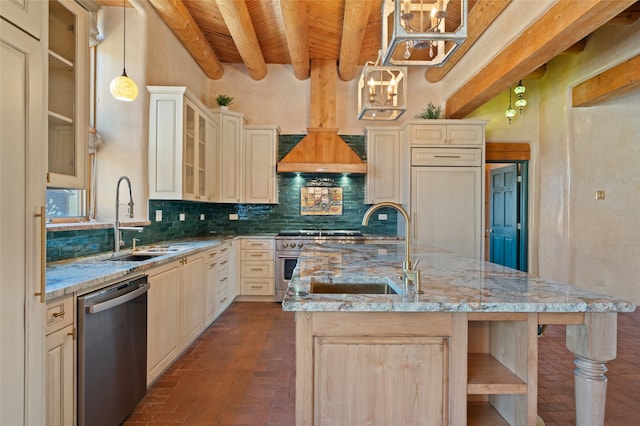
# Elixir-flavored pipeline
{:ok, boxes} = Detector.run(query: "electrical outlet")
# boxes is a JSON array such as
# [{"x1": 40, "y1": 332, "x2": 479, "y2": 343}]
[
  {"x1": 179, "y1": 213, "x2": 185, "y2": 221},
  {"x1": 155, "y1": 210, "x2": 162, "y2": 222},
  {"x1": 378, "y1": 213, "x2": 388, "y2": 220},
  {"x1": 229, "y1": 213, "x2": 239, "y2": 221},
  {"x1": 200, "y1": 214, "x2": 205, "y2": 220}
]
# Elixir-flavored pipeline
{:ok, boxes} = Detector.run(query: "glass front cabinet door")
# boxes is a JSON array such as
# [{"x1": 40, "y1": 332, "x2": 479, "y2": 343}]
[{"x1": 47, "y1": 0, "x2": 88, "y2": 189}]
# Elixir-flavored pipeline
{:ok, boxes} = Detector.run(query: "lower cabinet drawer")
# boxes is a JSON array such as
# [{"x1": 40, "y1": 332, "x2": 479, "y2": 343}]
[
  {"x1": 46, "y1": 295, "x2": 74, "y2": 335},
  {"x1": 240, "y1": 278, "x2": 274, "y2": 296},
  {"x1": 240, "y1": 261, "x2": 273, "y2": 277},
  {"x1": 412, "y1": 147, "x2": 482, "y2": 166}
]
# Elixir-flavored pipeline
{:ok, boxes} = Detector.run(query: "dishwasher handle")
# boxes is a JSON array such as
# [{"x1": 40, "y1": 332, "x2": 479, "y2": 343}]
[{"x1": 88, "y1": 283, "x2": 150, "y2": 314}]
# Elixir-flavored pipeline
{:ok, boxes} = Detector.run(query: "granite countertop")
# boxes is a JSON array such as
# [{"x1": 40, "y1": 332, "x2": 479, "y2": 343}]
[
  {"x1": 46, "y1": 237, "x2": 235, "y2": 299},
  {"x1": 281, "y1": 243, "x2": 637, "y2": 313}
]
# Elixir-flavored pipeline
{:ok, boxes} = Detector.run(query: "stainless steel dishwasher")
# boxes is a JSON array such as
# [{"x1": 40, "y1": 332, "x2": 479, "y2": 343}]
[{"x1": 77, "y1": 274, "x2": 149, "y2": 426}]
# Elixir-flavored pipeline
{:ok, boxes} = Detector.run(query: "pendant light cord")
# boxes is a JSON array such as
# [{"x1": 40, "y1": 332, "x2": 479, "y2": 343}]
[{"x1": 122, "y1": 0, "x2": 126, "y2": 72}]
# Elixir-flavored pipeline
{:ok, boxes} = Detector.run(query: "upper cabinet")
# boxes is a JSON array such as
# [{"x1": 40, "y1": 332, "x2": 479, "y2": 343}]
[
  {"x1": 47, "y1": 0, "x2": 88, "y2": 189},
  {"x1": 148, "y1": 86, "x2": 218, "y2": 201},
  {"x1": 244, "y1": 126, "x2": 278, "y2": 204},
  {"x1": 365, "y1": 127, "x2": 402, "y2": 204},
  {"x1": 212, "y1": 109, "x2": 245, "y2": 203},
  {"x1": 408, "y1": 121, "x2": 483, "y2": 146},
  {"x1": 0, "y1": 0, "x2": 44, "y2": 39}
]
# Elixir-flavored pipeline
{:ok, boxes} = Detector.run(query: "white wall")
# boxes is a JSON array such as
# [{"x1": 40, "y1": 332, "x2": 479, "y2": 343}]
[
  {"x1": 95, "y1": 1, "x2": 208, "y2": 222},
  {"x1": 467, "y1": 20, "x2": 640, "y2": 302},
  {"x1": 208, "y1": 65, "x2": 445, "y2": 134}
]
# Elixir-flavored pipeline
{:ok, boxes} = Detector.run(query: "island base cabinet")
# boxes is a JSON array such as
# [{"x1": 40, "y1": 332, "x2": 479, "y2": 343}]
[
  {"x1": 295, "y1": 312, "x2": 468, "y2": 426},
  {"x1": 315, "y1": 336, "x2": 448, "y2": 425}
]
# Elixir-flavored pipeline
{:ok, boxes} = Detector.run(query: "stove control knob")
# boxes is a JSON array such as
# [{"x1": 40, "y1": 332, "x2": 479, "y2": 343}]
[
  {"x1": 298, "y1": 242, "x2": 304, "y2": 248},
  {"x1": 282, "y1": 241, "x2": 289, "y2": 248}
]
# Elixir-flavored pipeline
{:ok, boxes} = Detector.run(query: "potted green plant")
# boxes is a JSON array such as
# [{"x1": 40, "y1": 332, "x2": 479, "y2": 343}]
[
  {"x1": 216, "y1": 94, "x2": 234, "y2": 109},
  {"x1": 415, "y1": 102, "x2": 443, "y2": 119}
]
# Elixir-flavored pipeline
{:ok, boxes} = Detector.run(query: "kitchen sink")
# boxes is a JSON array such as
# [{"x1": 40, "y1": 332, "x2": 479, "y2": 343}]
[
  {"x1": 310, "y1": 282, "x2": 398, "y2": 295},
  {"x1": 107, "y1": 254, "x2": 158, "y2": 262},
  {"x1": 134, "y1": 247, "x2": 184, "y2": 254}
]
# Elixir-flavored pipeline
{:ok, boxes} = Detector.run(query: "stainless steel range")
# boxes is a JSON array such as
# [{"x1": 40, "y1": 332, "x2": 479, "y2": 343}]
[{"x1": 275, "y1": 230, "x2": 364, "y2": 301}]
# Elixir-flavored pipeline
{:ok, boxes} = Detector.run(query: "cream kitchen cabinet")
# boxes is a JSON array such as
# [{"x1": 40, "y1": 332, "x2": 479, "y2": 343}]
[
  {"x1": 146, "y1": 252, "x2": 204, "y2": 385},
  {"x1": 2, "y1": 13, "x2": 47, "y2": 425},
  {"x1": 47, "y1": 0, "x2": 89, "y2": 189},
  {"x1": 408, "y1": 120, "x2": 484, "y2": 146},
  {"x1": 0, "y1": 0, "x2": 44, "y2": 39},
  {"x1": 179, "y1": 253, "x2": 205, "y2": 348},
  {"x1": 365, "y1": 127, "x2": 402, "y2": 204},
  {"x1": 244, "y1": 125, "x2": 279, "y2": 204},
  {"x1": 408, "y1": 121, "x2": 486, "y2": 260},
  {"x1": 205, "y1": 242, "x2": 233, "y2": 326},
  {"x1": 214, "y1": 242, "x2": 234, "y2": 316},
  {"x1": 46, "y1": 295, "x2": 75, "y2": 426},
  {"x1": 148, "y1": 86, "x2": 218, "y2": 201},
  {"x1": 212, "y1": 108, "x2": 245, "y2": 203},
  {"x1": 238, "y1": 238, "x2": 274, "y2": 297}
]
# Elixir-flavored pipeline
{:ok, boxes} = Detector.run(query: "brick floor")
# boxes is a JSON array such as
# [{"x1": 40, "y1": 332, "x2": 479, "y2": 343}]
[{"x1": 125, "y1": 302, "x2": 639, "y2": 425}]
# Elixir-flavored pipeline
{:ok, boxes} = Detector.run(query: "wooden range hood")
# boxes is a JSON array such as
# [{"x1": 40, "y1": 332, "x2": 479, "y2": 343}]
[{"x1": 277, "y1": 59, "x2": 367, "y2": 174}]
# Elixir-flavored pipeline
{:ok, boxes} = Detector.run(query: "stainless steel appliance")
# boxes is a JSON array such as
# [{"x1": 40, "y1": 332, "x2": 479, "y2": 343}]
[
  {"x1": 77, "y1": 275, "x2": 149, "y2": 426},
  {"x1": 275, "y1": 230, "x2": 364, "y2": 301}
]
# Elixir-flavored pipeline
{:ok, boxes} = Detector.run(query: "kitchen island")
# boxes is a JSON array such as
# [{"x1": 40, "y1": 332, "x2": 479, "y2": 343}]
[{"x1": 281, "y1": 244, "x2": 636, "y2": 426}]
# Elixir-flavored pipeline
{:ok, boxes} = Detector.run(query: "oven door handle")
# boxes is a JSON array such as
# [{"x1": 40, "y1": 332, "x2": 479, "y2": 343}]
[{"x1": 88, "y1": 283, "x2": 150, "y2": 314}]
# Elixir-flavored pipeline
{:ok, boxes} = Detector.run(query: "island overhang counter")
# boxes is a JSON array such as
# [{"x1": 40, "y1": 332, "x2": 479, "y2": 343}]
[{"x1": 282, "y1": 243, "x2": 636, "y2": 426}]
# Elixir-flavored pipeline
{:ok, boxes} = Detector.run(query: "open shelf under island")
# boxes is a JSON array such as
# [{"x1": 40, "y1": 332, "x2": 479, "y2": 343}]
[{"x1": 281, "y1": 243, "x2": 636, "y2": 426}]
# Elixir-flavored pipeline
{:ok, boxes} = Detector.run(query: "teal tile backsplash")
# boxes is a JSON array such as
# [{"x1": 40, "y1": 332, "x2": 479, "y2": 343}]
[{"x1": 47, "y1": 135, "x2": 398, "y2": 262}]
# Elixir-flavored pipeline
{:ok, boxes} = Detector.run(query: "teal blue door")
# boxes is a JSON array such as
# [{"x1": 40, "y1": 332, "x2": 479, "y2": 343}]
[{"x1": 489, "y1": 164, "x2": 518, "y2": 269}]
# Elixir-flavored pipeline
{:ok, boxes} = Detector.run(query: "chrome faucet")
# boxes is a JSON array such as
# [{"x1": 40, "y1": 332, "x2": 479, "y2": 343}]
[
  {"x1": 115, "y1": 176, "x2": 142, "y2": 252},
  {"x1": 362, "y1": 202, "x2": 422, "y2": 294}
]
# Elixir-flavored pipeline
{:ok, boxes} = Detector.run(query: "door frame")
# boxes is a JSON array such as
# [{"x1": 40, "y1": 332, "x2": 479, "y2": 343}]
[{"x1": 485, "y1": 143, "x2": 530, "y2": 272}]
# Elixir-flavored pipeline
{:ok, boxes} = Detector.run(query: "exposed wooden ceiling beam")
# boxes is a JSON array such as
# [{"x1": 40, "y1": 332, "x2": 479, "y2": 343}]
[
  {"x1": 338, "y1": 0, "x2": 373, "y2": 81},
  {"x1": 280, "y1": 0, "x2": 310, "y2": 80},
  {"x1": 147, "y1": 0, "x2": 223, "y2": 79},
  {"x1": 572, "y1": 54, "x2": 640, "y2": 107},
  {"x1": 425, "y1": 0, "x2": 511, "y2": 83},
  {"x1": 214, "y1": 0, "x2": 267, "y2": 81},
  {"x1": 445, "y1": 0, "x2": 637, "y2": 119}
]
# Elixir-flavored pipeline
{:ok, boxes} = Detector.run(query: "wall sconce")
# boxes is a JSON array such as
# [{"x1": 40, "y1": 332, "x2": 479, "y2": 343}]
[
  {"x1": 514, "y1": 80, "x2": 527, "y2": 113},
  {"x1": 110, "y1": 0, "x2": 138, "y2": 102},
  {"x1": 505, "y1": 87, "x2": 516, "y2": 125},
  {"x1": 358, "y1": 52, "x2": 407, "y2": 120},
  {"x1": 381, "y1": 0, "x2": 467, "y2": 66}
]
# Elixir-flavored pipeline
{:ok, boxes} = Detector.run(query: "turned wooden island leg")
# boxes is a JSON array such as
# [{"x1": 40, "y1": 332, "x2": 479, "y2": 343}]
[{"x1": 565, "y1": 313, "x2": 617, "y2": 426}]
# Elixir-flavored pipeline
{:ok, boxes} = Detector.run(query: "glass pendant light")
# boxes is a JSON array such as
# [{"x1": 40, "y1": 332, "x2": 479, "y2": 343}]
[
  {"x1": 110, "y1": 0, "x2": 138, "y2": 102},
  {"x1": 505, "y1": 87, "x2": 516, "y2": 125}
]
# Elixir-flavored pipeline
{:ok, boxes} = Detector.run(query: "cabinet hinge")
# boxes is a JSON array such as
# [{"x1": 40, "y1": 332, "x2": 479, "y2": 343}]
[
  {"x1": 517, "y1": 175, "x2": 522, "y2": 182},
  {"x1": 68, "y1": 328, "x2": 76, "y2": 340},
  {"x1": 517, "y1": 223, "x2": 521, "y2": 230}
]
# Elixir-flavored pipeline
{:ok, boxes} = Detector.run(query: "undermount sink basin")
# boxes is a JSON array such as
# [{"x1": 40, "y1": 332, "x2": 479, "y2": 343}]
[
  {"x1": 135, "y1": 247, "x2": 184, "y2": 254},
  {"x1": 310, "y1": 282, "x2": 398, "y2": 295},
  {"x1": 107, "y1": 254, "x2": 158, "y2": 262}
]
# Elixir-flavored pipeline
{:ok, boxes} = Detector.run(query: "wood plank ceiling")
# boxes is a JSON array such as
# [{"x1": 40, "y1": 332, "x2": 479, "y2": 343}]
[{"x1": 102, "y1": 0, "x2": 640, "y2": 117}]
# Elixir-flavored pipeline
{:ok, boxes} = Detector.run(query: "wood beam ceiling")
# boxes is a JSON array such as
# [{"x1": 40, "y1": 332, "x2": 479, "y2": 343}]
[
  {"x1": 445, "y1": 0, "x2": 638, "y2": 119},
  {"x1": 425, "y1": 0, "x2": 511, "y2": 83},
  {"x1": 280, "y1": 0, "x2": 310, "y2": 80},
  {"x1": 214, "y1": 0, "x2": 267, "y2": 81},
  {"x1": 572, "y1": 54, "x2": 640, "y2": 107},
  {"x1": 147, "y1": 0, "x2": 223, "y2": 80},
  {"x1": 338, "y1": 0, "x2": 373, "y2": 81}
]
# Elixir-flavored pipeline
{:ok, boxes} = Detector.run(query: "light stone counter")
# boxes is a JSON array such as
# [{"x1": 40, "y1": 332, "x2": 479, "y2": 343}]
[
  {"x1": 282, "y1": 243, "x2": 635, "y2": 313},
  {"x1": 46, "y1": 238, "x2": 235, "y2": 299}
]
